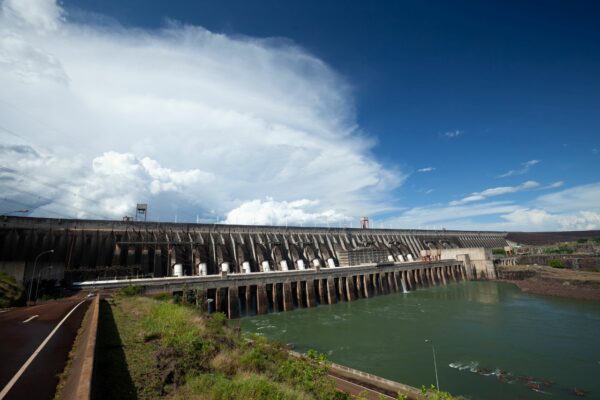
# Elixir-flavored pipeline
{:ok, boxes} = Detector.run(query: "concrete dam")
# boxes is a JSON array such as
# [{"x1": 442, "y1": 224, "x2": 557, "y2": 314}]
[{"x1": 0, "y1": 217, "x2": 509, "y2": 317}]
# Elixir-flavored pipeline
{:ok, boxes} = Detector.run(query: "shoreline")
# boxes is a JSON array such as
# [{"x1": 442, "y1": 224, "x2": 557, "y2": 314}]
[{"x1": 498, "y1": 265, "x2": 600, "y2": 301}]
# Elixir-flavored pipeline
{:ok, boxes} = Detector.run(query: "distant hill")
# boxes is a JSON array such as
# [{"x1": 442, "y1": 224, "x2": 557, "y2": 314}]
[{"x1": 507, "y1": 231, "x2": 600, "y2": 245}]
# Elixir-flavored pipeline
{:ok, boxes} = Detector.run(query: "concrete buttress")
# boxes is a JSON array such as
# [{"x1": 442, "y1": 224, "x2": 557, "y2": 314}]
[
  {"x1": 282, "y1": 282, "x2": 294, "y2": 311},
  {"x1": 227, "y1": 287, "x2": 240, "y2": 319},
  {"x1": 257, "y1": 285, "x2": 268, "y2": 314}
]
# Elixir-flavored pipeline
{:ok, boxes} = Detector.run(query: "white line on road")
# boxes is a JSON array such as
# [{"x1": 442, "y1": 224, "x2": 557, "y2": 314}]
[
  {"x1": 0, "y1": 299, "x2": 87, "y2": 399},
  {"x1": 22, "y1": 315, "x2": 38, "y2": 323}
]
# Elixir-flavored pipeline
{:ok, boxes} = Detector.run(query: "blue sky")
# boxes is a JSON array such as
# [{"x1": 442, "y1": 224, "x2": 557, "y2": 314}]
[{"x1": 0, "y1": 0, "x2": 599, "y2": 230}]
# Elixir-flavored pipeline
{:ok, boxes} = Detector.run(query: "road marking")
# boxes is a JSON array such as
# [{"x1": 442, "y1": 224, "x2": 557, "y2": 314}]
[
  {"x1": 22, "y1": 315, "x2": 38, "y2": 323},
  {"x1": 0, "y1": 309, "x2": 12, "y2": 314},
  {"x1": 0, "y1": 299, "x2": 87, "y2": 399},
  {"x1": 329, "y1": 374, "x2": 395, "y2": 399}
]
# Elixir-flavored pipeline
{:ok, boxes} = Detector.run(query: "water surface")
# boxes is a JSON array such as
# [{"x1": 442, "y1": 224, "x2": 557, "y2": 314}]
[{"x1": 240, "y1": 281, "x2": 600, "y2": 399}]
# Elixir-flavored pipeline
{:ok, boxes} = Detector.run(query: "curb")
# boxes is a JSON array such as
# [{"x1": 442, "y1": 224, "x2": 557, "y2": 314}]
[{"x1": 61, "y1": 294, "x2": 100, "y2": 400}]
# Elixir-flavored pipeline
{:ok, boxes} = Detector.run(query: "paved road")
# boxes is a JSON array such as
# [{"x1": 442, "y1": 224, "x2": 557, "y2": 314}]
[{"x1": 0, "y1": 297, "x2": 90, "y2": 400}]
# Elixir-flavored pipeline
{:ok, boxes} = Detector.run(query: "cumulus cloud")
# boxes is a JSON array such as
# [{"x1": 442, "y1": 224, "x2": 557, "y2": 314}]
[
  {"x1": 0, "y1": 0, "x2": 404, "y2": 223},
  {"x1": 497, "y1": 159, "x2": 540, "y2": 178},
  {"x1": 417, "y1": 167, "x2": 435, "y2": 173},
  {"x1": 224, "y1": 197, "x2": 352, "y2": 226},
  {"x1": 449, "y1": 180, "x2": 540, "y2": 205}
]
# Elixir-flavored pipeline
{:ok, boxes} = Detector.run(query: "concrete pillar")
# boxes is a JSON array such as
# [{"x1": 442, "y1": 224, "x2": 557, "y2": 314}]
[
  {"x1": 306, "y1": 281, "x2": 317, "y2": 307},
  {"x1": 460, "y1": 265, "x2": 468, "y2": 281},
  {"x1": 257, "y1": 285, "x2": 268, "y2": 314},
  {"x1": 439, "y1": 267, "x2": 445, "y2": 284},
  {"x1": 371, "y1": 274, "x2": 379, "y2": 295},
  {"x1": 392, "y1": 271, "x2": 400, "y2": 292},
  {"x1": 429, "y1": 268, "x2": 436, "y2": 285},
  {"x1": 272, "y1": 284, "x2": 281, "y2": 312},
  {"x1": 282, "y1": 282, "x2": 294, "y2": 311},
  {"x1": 363, "y1": 275, "x2": 371, "y2": 298},
  {"x1": 419, "y1": 269, "x2": 426, "y2": 287},
  {"x1": 318, "y1": 279, "x2": 328, "y2": 304},
  {"x1": 338, "y1": 277, "x2": 346, "y2": 301},
  {"x1": 227, "y1": 287, "x2": 240, "y2": 319},
  {"x1": 383, "y1": 273, "x2": 390, "y2": 294},
  {"x1": 245, "y1": 286, "x2": 253, "y2": 315},
  {"x1": 356, "y1": 275, "x2": 364, "y2": 299},
  {"x1": 401, "y1": 272, "x2": 408, "y2": 292},
  {"x1": 326, "y1": 277, "x2": 337, "y2": 304},
  {"x1": 215, "y1": 287, "x2": 224, "y2": 314},
  {"x1": 346, "y1": 276, "x2": 356, "y2": 301},
  {"x1": 296, "y1": 281, "x2": 305, "y2": 308},
  {"x1": 388, "y1": 272, "x2": 397, "y2": 292},
  {"x1": 378, "y1": 273, "x2": 386, "y2": 294}
]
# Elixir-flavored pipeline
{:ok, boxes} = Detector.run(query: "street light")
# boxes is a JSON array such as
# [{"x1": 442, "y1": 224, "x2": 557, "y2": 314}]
[
  {"x1": 425, "y1": 339, "x2": 440, "y2": 390},
  {"x1": 35, "y1": 265, "x2": 54, "y2": 301},
  {"x1": 28, "y1": 249, "x2": 54, "y2": 304}
]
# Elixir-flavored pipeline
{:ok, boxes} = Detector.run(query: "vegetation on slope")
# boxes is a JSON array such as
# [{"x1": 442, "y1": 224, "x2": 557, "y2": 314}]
[
  {"x1": 0, "y1": 271, "x2": 24, "y2": 308},
  {"x1": 94, "y1": 294, "x2": 347, "y2": 399}
]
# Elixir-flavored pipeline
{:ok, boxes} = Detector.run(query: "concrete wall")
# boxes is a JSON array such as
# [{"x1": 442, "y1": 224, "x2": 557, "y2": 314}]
[
  {"x1": 0, "y1": 216, "x2": 507, "y2": 283},
  {"x1": 441, "y1": 247, "x2": 497, "y2": 279}
]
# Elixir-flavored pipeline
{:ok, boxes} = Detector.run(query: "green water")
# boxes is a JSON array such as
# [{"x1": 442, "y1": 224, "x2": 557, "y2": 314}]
[{"x1": 240, "y1": 281, "x2": 600, "y2": 399}]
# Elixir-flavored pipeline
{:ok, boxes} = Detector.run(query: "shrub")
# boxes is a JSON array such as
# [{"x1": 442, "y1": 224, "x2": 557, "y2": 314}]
[
  {"x1": 152, "y1": 292, "x2": 172, "y2": 302},
  {"x1": 548, "y1": 259, "x2": 565, "y2": 269},
  {"x1": 118, "y1": 285, "x2": 143, "y2": 297},
  {"x1": 577, "y1": 238, "x2": 588, "y2": 244},
  {"x1": 0, "y1": 272, "x2": 24, "y2": 307}
]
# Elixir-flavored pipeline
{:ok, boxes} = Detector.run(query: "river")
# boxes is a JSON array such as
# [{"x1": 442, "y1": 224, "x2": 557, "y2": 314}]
[{"x1": 240, "y1": 281, "x2": 600, "y2": 399}]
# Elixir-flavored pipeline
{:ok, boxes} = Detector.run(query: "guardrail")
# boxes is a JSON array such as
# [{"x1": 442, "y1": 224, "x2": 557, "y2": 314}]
[{"x1": 71, "y1": 260, "x2": 460, "y2": 291}]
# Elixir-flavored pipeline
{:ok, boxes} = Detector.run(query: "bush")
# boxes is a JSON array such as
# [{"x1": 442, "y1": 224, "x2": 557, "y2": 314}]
[
  {"x1": 549, "y1": 259, "x2": 565, "y2": 269},
  {"x1": 118, "y1": 285, "x2": 143, "y2": 297},
  {"x1": 0, "y1": 272, "x2": 24, "y2": 308},
  {"x1": 152, "y1": 292, "x2": 172, "y2": 302},
  {"x1": 577, "y1": 238, "x2": 588, "y2": 244},
  {"x1": 491, "y1": 248, "x2": 506, "y2": 256}
]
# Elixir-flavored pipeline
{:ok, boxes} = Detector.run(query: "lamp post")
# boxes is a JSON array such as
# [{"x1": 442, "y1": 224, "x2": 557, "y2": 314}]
[
  {"x1": 425, "y1": 339, "x2": 440, "y2": 390},
  {"x1": 28, "y1": 249, "x2": 54, "y2": 304},
  {"x1": 35, "y1": 265, "x2": 54, "y2": 301}
]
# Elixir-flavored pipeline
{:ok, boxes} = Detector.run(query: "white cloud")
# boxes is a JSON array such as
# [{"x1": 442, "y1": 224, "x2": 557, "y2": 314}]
[
  {"x1": 224, "y1": 198, "x2": 351, "y2": 226},
  {"x1": 449, "y1": 180, "x2": 540, "y2": 205},
  {"x1": 497, "y1": 159, "x2": 540, "y2": 178},
  {"x1": 543, "y1": 181, "x2": 564, "y2": 190},
  {"x1": 417, "y1": 167, "x2": 435, "y2": 173},
  {"x1": 536, "y1": 182, "x2": 600, "y2": 213},
  {"x1": 0, "y1": 0, "x2": 405, "y2": 223},
  {"x1": 444, "y1": 130, "x2": 460, "y2": 138},
  {"x1": 385, "y1": 182, "x2": 600, "y2": 231}
]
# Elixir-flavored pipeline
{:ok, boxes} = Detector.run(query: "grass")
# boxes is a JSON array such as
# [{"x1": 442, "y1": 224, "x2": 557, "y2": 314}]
[{"x1": 94, "y1": 294, "x2": 348, "y2": 399}]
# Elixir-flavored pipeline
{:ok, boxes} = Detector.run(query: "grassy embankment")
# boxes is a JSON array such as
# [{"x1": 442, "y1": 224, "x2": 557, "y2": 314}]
[
  {"x1": 0, "y1": 271, "x2": 24, "y2": 308},
  {"x1": 94, "y1": 291, "x2": 348, "y2": 400}
]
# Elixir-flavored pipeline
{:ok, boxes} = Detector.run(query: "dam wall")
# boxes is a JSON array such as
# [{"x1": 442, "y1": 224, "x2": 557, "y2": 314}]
[{"x1": 0, "y1": 216, "x2": 507, "y2": 285}]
